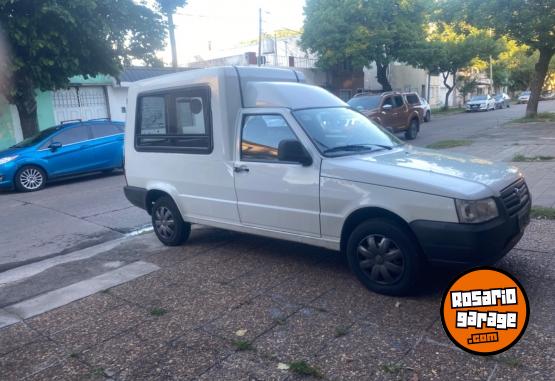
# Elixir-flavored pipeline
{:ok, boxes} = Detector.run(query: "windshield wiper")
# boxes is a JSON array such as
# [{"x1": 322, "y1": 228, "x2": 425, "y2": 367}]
[{"x1": 323, "y1": 143, "x2": 393, "y2": 154}]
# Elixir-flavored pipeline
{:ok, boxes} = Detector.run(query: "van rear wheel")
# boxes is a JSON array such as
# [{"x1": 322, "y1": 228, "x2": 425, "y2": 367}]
[
  {"x1": 152, "y1": 196, "x2": 191, "y2": 246},
  {"x1": 346, "y1": 219, "x2": 421, "y2": 295}
]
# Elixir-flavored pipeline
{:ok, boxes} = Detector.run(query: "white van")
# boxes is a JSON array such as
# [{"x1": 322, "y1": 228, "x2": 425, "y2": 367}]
[{"x1": 124, "y1": 66, "x2": 531, "y2": 295}]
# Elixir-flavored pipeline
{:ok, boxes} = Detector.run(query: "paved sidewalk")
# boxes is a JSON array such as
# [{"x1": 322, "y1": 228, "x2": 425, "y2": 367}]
[
  {"x1": 416, "y1": 121, "x2": 555, "y2": 207},
  {"x1": 0, "y1": 222, "x2": 553, "y2": 380}
]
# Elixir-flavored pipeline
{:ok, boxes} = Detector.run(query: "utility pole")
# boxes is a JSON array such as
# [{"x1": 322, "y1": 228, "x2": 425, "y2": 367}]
[
  {"x1": 168, "y1": 12, "x2": 178, "y2": 67},
  {"x1": 274, "y1": 32, "x2": 278, "y2": 66},
  {"x1": 489, "y1": 29, "x2": 494, "y2": 94},
  {"x1": 257, "y1": 8, "x2": 262, "y2": 66}
]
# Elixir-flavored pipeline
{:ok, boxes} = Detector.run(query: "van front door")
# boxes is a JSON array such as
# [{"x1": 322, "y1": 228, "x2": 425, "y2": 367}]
[{"x1": 233, "y1": 112, "x2": 321, "y2": 237}]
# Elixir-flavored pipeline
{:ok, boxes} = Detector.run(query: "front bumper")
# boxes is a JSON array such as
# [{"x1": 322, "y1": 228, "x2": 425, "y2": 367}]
[
  {"x1": 0, "y1": 162, "x2": 17, "y2": 189},
  {"x1": 466, "y1": 104, "x2": 487, "y2": 111},
  {"x1": 410, "y1": 200, "x2": 531, "y2": 265}
]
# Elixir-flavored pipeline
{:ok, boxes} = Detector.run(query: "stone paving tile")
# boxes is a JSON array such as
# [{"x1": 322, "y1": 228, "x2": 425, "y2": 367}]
[
  {"x1": 50, "y1": 303, "x2": 150, "y2": 353},
  {"x1": 490, "y1": 363, "x2": 553, "y2": 381},
  {"x1": 398, "y1": 339, "x2": 496, "y2": 381},
  {"x1": 203, "y1": 295, "x2": 300, "y2": 342},
  {"x1": 313, "y1": 320, "x2": 419, "y2": 381},
  {"x1": 515, "y1": 220, "x2": 555, "y2": 254},
  {"x1": 0, "y1": 339, "x2": 65, "y2": 380},
  {"x1": 80, "y1": 330, "x2": 163, "y2": 379},
  {"x1": 197, "y1": 351, "x2": 289, "y2": 381},
  {"x1": 254, "y1": 307, "x2": 358, "y2": 363},
  {"x1": 25, "y1": 358, "x2": 103, "y2": 381},
  {"x1": 0, "y1": 322, "x2": 41, "y2": 356},
  {"x1": 26, "y1": 293, "x2": 123, "y2": 336},
  {"x1": 139, "y1": 329, "x2": 233, "y2": 380}
]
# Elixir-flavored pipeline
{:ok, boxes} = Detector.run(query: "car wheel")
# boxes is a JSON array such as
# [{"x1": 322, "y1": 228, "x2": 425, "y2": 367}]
[
  {"x1": 15, "y1": 166, "x2": 46, "y2": 192},
  {"x1": 424, "y1": 110, "x2": 431, "y2": 122},
  {"x1": 152, "y1": 195, "x2": 191, "y2": 246},
  {"x1": 346, "y1": 219, "x2": 422, "y2": 295},
  {"x1": 404, "y1": 119, "x2": 419, "y2": 140}
]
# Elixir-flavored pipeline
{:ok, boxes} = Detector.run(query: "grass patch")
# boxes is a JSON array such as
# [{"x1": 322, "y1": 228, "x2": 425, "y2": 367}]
[
  {"x1": 334, "y1": 326, "x2": 350, "y2": 337},
  {"x1": 382, "y1": 363, "x2": 403, "y2": 373},
  {"x1": 289, "y1": 361, "x2": 323, "y2": 378},
  {"x1": 431, "y1": 107, "x2": 465, "y2": 115},
  {"x1": 69, "y1": 352, "x2": 79, "y2": 359},
  {"x1": 91, "y1": 367, "x2": 105, "y2": 377},
  {"x1": 511, "y1": 112, "x2": 555, "y2": 124},
  {"x1": 531, "y1": 206, "x2": 555, "y2": 220},
  {"x1": 232, "y1": 339, "x2": 253, "y2": 351},
  {"x1": 426, "y1": 139, "x2": 473, "y2": 149},
  {"x1": 149, "y1": 307, "x2": 168, "y2": 316},
  {"x1": 512, "y1": 154, "x2": 554, "y2": 162}
]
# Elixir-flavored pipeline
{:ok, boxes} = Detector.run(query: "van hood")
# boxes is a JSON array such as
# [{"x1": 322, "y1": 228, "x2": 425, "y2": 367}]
[{"x1": 321, "y1": 146, "x2": 521, "y2": 200}]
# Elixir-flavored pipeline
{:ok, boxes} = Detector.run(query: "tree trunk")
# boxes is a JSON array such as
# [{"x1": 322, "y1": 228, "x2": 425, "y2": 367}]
[
  {"x1": 16, "y1": 98, "x2": 39, "y2": 138},
  {"x1": 442, "y1": 72, "x2": 453, "y2": 111},
  {"x1": 376, "y1": 62, "x2": 392, "y2": 92},
  {"x1": 526, "y1": 48, "x2": 554, "y2": 118}
]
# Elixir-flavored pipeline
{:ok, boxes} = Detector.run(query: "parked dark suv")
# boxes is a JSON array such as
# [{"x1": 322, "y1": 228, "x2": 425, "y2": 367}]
[{"x1": 347, "y1": 92, "x2": 422, "y2": 139}]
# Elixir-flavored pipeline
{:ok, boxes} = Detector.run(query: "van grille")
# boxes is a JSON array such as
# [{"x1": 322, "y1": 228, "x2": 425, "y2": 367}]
[{"x1": 500, "y1": 179, "x2": 530, "y2": 217}]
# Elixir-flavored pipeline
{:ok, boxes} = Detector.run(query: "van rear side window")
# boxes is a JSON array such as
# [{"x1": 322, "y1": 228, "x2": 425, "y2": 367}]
[{"x1": 135, "y1": 86, "x2": 212, "y2": 154}]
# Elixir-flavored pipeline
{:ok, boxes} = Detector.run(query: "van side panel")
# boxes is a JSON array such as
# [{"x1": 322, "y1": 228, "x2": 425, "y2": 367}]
[{"x1": 319, "y1": 177, "x2": 459, "y2": 239}]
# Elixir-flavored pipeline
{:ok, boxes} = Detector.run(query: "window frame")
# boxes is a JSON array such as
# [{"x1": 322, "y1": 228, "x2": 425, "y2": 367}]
[
  {"x1": 134, "y1": 86, "x2": 213, "y2": 154},
  {"x1": 239, "y1": 113, "x2": 303, "y2": 165}
]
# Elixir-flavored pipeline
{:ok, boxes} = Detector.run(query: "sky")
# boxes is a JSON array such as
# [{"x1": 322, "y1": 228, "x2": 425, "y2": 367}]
[{"x1": 162, "y1": 0, "x2": 306, "y2": 66}]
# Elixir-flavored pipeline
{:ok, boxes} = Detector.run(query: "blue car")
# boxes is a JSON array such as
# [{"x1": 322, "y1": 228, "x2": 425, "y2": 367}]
[{"x1": 0, "y1": 120, "x2": 124, "y2": 192}]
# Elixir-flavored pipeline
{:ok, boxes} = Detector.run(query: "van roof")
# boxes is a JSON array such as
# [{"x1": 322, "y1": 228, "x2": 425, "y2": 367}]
[{"x1": 130, "y1": 66, "x2": 345, "y2": 109}]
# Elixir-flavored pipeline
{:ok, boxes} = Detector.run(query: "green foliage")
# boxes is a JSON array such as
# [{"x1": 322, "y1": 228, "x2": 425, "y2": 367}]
[
  {"x1": 156, "y1": 0, "x2": 187, "y2": 14},
  {"x1": 530, "y1": 206, "x2": 555, "y2": 220},
  {"x1": 0, "y1": 0, "x2": 168, "y2": 136},
  {"x1": 301, "y1": 0, "x2": 429, "y2": 90},
  {"x1": 441, "y1": 0, "x2": 555, "y2": 116},
  {"x1": 289, "y1": 361, "x2": 323, "y2": 378}
]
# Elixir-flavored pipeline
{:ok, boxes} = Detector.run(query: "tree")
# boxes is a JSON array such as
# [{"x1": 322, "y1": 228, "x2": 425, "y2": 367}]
[
  {"x1": 0, "y1": 0, "x2": 168, "y2": 138},
  {"x1": 409, "y1": 24, "x2": 501, "y2": 109},
  {"x1": 442, "y1": 0, "x2": 555, "y2": 117},
  {"x1": 457, "y1": 75, "x2": 478, "y2": 104},
  {"x1": 156, "y1": 0, "x2": 188, "y2": 68},
  {"x1": 301, "y1": 0, "x2": 429, "y2": 91}
]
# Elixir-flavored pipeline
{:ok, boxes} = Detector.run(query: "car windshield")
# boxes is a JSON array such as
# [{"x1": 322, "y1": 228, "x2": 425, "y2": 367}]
[
  {"x1": 292, "y1": 107, "x2": 402, "y2": 156},
  {"x1": 347, "y1": 95, "x2": 381, "y2": 111},
  {"x1": 521, "y1": 91, "x2": 530, "y2": 96},
  {"x1": 495, "y1": 95, "x2": 503, "y2": 100},
  {"x1": 11, "y1": 126, "x2": 61, "y2": 148},
  {"x1": 470, "y1": 95, "x2": 487, "y2": 101}
]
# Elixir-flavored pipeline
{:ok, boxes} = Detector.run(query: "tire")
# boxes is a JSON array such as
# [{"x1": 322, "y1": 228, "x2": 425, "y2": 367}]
[
  {"x1": 346, "y1": 219, "x2": 422, "y2": 296},
  {"x1": 15, "y1": 165, "x2": 46, "y2": 192},
  {"x1": 404, "y1": 119, "x2": 419, "y2": 140},
  {"x1": 151, "y1": 196, "x2": 191, "y2": 246},
  {"x1": 424, "y1": 110, "x2": 431, "y2": 122}
]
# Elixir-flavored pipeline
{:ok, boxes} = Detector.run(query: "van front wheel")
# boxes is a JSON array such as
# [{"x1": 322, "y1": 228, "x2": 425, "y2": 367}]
[
  {"x1": 346, "y1": 219, "x2": 421, "y2": 296},
  {"x1": 152, "y1": 196, "x2": 191, "y2": 246}
]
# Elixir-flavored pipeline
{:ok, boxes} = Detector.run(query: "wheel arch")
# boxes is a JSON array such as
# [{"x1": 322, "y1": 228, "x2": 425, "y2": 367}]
[
  {"x1": 145, "y1": 189, "x2": 172, "y2": 215},
  {"x1": 340, "y1": 207, "x2": 419, "y2": 254},
  {"x1": 15, "y1": 163, "x2": 49, "y2": 181}
]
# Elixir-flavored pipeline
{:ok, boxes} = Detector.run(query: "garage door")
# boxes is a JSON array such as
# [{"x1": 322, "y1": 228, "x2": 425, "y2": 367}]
[{"x1": 53, "y1": 86, "x2": 109, "y2": 124}]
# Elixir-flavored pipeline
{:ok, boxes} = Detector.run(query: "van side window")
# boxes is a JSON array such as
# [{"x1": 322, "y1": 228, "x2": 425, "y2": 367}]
[
  {"x1": 405, "y1": 94, "x2": 420, "y2": 105},
  {"x1": 241, "y1": 115, "x2": 298, "y2": 162},
  {"x1": 135, "y1": 86, "x2": 212, "y2": 154},
  {"x1": 393, "y1": 95, "x2": 404, "y2": 108}
]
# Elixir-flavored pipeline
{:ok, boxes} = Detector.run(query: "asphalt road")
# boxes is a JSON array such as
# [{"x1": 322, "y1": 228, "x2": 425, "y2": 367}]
[{"x1": 0, "y1": 100, "x2": 553, "y2": 271}]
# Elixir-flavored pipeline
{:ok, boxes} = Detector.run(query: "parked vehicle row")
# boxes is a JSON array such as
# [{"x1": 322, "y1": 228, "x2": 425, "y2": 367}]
[
  {"x1": 124, "y1": 66, "x2": 531, "y2": 296},
  {"x1": 0, "y1": 119, "x2": 124, "y2": 192}
]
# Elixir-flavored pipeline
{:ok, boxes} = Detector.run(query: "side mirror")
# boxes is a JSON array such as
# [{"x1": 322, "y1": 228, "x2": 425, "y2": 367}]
[
  {"x1": 382, "y1": 104, "x2": 393, "y2": 111},
  {"x1": 49, "y1": 142, "x2": 62, "y2": 151},
  {"x1": 278, "y1": 139, "x2": 312, "y2": 166}
]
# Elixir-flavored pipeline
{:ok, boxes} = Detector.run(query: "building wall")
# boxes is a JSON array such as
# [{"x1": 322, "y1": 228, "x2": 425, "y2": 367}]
[
  {"x1": 36, "y1": 91, "x2": 56, "y2": 130},
  {"x1": 106, "y1": 86, "x2": 128, "y2": 123},
  {"x1": 0, "y1": 96, "x2": 23, "y2": 151}
]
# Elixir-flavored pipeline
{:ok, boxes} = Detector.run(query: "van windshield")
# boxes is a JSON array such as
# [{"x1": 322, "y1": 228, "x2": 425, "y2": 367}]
[{"x1": 292, "y1": 107, "x2": 402, "y2": 156}]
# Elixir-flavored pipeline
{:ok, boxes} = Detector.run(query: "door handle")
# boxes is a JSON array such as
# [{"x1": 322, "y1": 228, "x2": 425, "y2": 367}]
[{"x1": 234, "y1": 165, "x2": 249, "y2": 173}]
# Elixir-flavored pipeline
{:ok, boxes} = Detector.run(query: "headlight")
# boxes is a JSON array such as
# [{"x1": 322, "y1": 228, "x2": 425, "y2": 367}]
[
  {"x1": 0, "y1": 155, "x2": 18, "y2": 165},
  {"x1": 455, "y1": 198, "x2": 498, "y2": 223}
]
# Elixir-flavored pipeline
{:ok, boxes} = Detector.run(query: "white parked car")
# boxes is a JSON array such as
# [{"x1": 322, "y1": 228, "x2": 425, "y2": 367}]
[
  {"x1": 124, "y1": 67, "x2": 531, "y2": 295},
  {"x1": 466, "y1": 95, "x2": 496, "y2": 111},
  {"x1": 518, "y1": 91, "x2": 531, "y2": 104}
]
